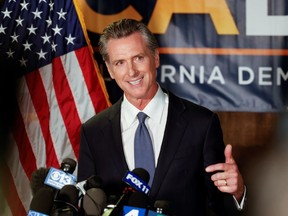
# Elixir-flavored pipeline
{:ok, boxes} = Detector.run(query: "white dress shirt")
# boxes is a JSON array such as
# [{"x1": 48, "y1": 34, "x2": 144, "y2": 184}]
[{"x1": 120, "y1": 86, "x2": 168, "y2": 171}]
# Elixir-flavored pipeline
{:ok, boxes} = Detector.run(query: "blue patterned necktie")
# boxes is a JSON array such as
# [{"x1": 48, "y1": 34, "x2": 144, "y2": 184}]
[{"x1": 134, "y1": 112, "x2": 155, "y2": 185}]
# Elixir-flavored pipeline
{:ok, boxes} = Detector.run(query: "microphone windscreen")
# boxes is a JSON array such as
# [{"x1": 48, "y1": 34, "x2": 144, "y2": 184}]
[
  {"x1": 57, "y1": 184, "x2": 79, "y2": 207},
  {"x1": 30, "y1": 167, "x2": 51, "y2": 196},
  {"x1": 128, "y1": 191, "x2": 149, "y2": 208},
  {"x1": 132, "y1": 168, "x2": 150, "y2": 183},
  {"x1": 83, "y1": 188, "x2": 107, "y2": 216},
  {"x1": 60, "y1": 158, "x2": 77, "y2": 174},
  {"x1": 29, "y1": 187, "x2": 54, "y2": 214},
  {"x1": 84, "y1": 175, "x2": 103, "y2": 191},
  {"x1": 154, "y1": 200, "x2": 171, "y2": 215}
]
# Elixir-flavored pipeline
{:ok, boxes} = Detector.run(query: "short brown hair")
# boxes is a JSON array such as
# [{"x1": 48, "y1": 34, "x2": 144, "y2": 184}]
[{"x1": 98, "y1": 19, "x2": 159, "y2": 62}]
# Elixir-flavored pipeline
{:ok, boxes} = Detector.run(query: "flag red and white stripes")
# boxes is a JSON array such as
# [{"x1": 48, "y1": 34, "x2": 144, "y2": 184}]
[{"x1": 0, "y1": 0, "x2": 110, "y2": 215}]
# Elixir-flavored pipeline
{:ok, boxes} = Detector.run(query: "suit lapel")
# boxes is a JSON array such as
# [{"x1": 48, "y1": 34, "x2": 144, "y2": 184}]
[
  {"x1": 150, "y1": 92, "x2": 188, "y2": 197},
  {"x1": 106, "y1": 98, "x2": 129, "y2": 176}
]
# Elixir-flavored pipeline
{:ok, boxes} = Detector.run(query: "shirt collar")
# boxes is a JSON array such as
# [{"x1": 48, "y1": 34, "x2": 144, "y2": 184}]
[{"x1": 121, "y1": 85, "x2": 167, "y2": 127}]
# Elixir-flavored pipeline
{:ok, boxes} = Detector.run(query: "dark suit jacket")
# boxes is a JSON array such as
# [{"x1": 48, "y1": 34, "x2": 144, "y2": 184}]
[{"x1": 78, "y1": 91, "x2": 243, "y2": 216}]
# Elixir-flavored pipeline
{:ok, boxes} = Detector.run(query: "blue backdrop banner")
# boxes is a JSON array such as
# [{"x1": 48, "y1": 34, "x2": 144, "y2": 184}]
[{"x1": 79, "y1": 0, "x2": 288, "y2": 112}]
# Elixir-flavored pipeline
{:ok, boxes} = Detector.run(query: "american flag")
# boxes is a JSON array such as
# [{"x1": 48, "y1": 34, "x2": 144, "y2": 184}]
[{"x1": 0, "y1": 0, "x2": 110, "y2": 215}]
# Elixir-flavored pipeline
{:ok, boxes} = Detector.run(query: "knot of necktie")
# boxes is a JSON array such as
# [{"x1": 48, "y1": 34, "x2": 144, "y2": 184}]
[{"x1": 137, "y1": 112, "x2": 148, "y2": 123}]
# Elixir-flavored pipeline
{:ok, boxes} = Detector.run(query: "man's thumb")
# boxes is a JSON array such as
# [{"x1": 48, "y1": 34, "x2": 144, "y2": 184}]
[{"x1": 225, "y1": 144, "x2": 235, "y2": 164}]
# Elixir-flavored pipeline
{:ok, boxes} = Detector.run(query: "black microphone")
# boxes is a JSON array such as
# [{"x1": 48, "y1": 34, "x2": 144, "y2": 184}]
[
  {"x1": 77, "y1": 175, "x2": 106, "y2": 216},
  {"x1": 51, "y1": 184, "x2": 80, "y2": 216},
  {"x1": 44, "y1": 158, "x2": 77, "y2": 196},
  {"x1": 105, "y1": 168, "x2": 150, "y2": 216},
  {"x1": 30, "y1": 167, "x2": 52, "y2": 196},
  {"x1": 121, "y1": 191, "x2": 150, "y2": 215},
  {"x1": 153, "y1": 200, "x2": 171, "y2": 215},
  {"x1": 60, "y1": 158, "x2": 77, "y2": 174},
  {"x1": 82, "y1": 187, "x2": 107, "y2": 216},
  {"x1": 28, "y1": 187, "x2": 55, "y2": 215},
  {"x1": 29, "y1": 158, "x2": 78, "y2": 215},
  {"x1": 30, "y1": 158, "x2": 77, "y2": 196},
  {"x1": 76, "y1": 175, "x2": 103, "y2": 196},
  {"x1": 128, "y1": 191, "x2": 150, "y2": 208}
]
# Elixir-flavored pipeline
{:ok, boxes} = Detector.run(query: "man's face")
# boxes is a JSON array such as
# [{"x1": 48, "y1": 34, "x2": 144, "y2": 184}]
[{"x1": 105, "y1": 32, "x2": 160, "y2": 104}]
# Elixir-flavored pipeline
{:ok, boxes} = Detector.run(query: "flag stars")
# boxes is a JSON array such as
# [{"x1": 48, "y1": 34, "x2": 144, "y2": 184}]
[
  {"x1": 0, "y1": 24, "x2": 6, "y2": 34},
  {"x1": 20, "y1": 0, "x2": 29, "y2": 11},
  {"x1": 23, "y1": 40, "x2": 32, "y2": 51},
  {"x1": 10, "y1": 32, "x2": 19, "y2": 43},
  {"x1": 6, "y1": 49, "x2": 14, "y2": 58},
  {"x1": 46, "y1": 17, "x2": 52, "y2": 27},
  {"x1": 32, "y1": 8, "x2": 43, "y2": 19},
  {"x1": 51, "y1": 42, "x2": 57, "y2": 52},
  {"x1": 65, "y1": 34, "x2": 76, "y2": 45},
  {"x1": 52, "y1": 24, "x2": 62, "y2": 36},
  {"x1": 15, "y1": 16, "x2": 24, "y2": 26},
  {"x1": 36, "y1": 49, "x2": 47, "y2": 60},
  {"x1": 1, "y1": 8, "x2": 12, "y2": 18},
  {"x1": 57, "y1": 8, "x2": 67, "y2": 20},
  {"x1": 19, "y1": 57, "x2": 28, "y2": 66},
  {"x1": 49, "y1": 2, "x2": 54, "y2": 11},
  {"x1": 27, "y1": 24, "x2": 37, "y2": 35},
  {"x1": 41, "y1": 33, "x2": 51, "y2": 44}
]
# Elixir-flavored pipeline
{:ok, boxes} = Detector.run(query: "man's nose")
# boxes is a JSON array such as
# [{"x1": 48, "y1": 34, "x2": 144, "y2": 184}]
[{"x1": 128, "y1": 61, "x2": 138, "y2": 76}]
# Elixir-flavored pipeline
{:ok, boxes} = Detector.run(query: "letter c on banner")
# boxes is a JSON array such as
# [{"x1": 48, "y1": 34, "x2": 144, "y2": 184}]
[{"x1": 77, "y1": 0, "x2": 142, "y2": 33}]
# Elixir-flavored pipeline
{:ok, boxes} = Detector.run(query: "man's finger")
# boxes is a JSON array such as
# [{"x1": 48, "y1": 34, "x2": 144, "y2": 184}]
[
  {"x1": 225, "y1": 144, "x2": 235, "y2": 164},
  {"x1": 205, "y1": 163, "x2": 226, "y2": 172}
]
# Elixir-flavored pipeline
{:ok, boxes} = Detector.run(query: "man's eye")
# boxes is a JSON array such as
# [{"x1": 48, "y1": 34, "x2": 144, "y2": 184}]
[
  {"x1": 135, "y1": 56, "x2": 144, "y2": 61},
  {"x1": 115, "y1": 61, "x2": 123, "y2": 66}
]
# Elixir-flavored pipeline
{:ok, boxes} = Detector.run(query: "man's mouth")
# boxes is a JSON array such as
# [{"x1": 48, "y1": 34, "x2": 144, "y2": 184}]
[{"x1": 128, "y1": 77, "x2": 143, "y2": 85}]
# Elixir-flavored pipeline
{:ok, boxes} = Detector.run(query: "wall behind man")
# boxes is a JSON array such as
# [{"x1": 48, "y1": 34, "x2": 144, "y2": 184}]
[{"x1": 217, "y1": 111, "x2": 283, "y2": 214}]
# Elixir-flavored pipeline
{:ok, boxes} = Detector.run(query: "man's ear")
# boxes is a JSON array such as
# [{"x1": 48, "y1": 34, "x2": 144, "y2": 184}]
[{"x1": 105, "y1": 61, "x2": 115, "y2": 79}]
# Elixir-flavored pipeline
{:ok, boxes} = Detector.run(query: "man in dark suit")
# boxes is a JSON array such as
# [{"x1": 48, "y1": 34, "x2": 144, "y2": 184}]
[{"x1": 78, "y1": 18, "x2": 246, "y2": 215}]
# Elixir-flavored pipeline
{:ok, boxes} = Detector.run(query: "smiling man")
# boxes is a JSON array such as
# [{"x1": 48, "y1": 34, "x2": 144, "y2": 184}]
[{"x1": 77, "y1": 18, "x2": 246, "y2": 215}]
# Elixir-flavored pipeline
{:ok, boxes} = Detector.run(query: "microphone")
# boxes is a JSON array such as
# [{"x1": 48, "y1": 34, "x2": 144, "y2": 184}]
[
  {"x1": 29, "y1": 158, "x2": 78, "y2": 215},
  {"x1": 30, "y1": 167, "x2": 52, "y2": 196},
  {"x1": 60, "y1": 158, "x2": 77, "y2": 174},
  {"x1": 77, "y1": 175, "x2": 106, "y2": 216},
  {"x1": 101, "y1": 195, "x2": 119, "y2": 216},
  {"x1": 147, "y1": 200, "x2": 171, "y2": 216},
  {"x1": 51, "y1": 184, "x2": 80, "y2": 215},
  {"x1": 122, "y1": 191, "x2": 150, "y2": 216},
  {"x1": 44, "y1": 158, "x2": 77, "y2": 191},
  {"x1": 28, "y1": 187, "x2": 55, "y2": 216},
  {"x1": 76, "y1": 175, "x2": 103, "y2": 195},
  {"x1": 30, "y1": 158, "x2": 77, "y2": 196},
  {"x1": 82, "y1": 188, "x2": 107, "y2": 216},
  {"x1": 105, "y1": 168, "x2": 150, "y2": 216},
  {"x1": 154, "y1": 200, "x2": 170, "y2": 214}
]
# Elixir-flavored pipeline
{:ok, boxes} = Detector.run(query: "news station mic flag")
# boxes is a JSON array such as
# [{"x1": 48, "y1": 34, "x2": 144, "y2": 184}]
[{"x1": 0, "y1": 0, "x2": 110, "y2": 215}]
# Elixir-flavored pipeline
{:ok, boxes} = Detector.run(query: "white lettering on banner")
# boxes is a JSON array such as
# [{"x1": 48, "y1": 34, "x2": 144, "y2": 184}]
[
  {"x1": 277, "y1": 68, "x2": 288, "y2": 85},
  {"x1": 239, "y1": 67, "x2": 288, "y2": 86},
  {"x1": 259, "y1": 67, "x2": 273, "y2": 86},
  {"x1": 246, "y1": 0, "x2": 288, "y2": 36},
  {"x1": 238, "y1": 67, "x2": 254, "y2": 85},
  {"x1": 161, "y1": 65, "x2": 176, "y2": 83},
  {"x1": 179, "y1": 65, "x2": 195, "y2": 83},
  {"x1": 159, "y1": 65, "x2": 288, "y2": 86},
  {"x1": 161, "y1": 65, "x2": 225, "y2": 84},
  {"x1": 208, "y1": 66, "x2": 225, "y2": 84}
]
